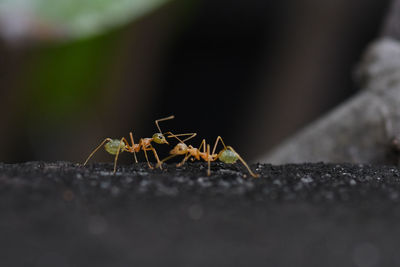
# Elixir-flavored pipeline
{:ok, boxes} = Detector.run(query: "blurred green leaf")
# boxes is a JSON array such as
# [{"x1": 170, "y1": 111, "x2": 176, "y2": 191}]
[
  {"x1": 0, "y1": 0, "x2": 172, "y2": 39},
  {"x1": 26, "y1": 30, "x2": 122, "y2": 121}
]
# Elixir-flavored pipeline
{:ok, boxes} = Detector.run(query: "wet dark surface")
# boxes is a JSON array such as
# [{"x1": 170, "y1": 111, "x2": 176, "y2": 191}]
[{"x1": 1, "y1": 161, "x2": 400, "y2": 267}]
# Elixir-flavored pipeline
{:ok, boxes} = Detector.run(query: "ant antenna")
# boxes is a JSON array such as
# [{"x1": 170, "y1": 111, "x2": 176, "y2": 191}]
[
  {"x1": 155, "y1": 115, "x2": 175, "y2": 134},
  {"x1": 166, "y1": 132, "x2": 197, "y2": 143}
]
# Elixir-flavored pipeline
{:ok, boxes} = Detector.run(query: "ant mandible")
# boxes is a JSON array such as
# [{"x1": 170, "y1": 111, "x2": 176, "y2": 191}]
[
  {"x1": 158, "y1": 133, "x2": 259, "y2": 178},
  {"x1": 83, "y1": 115, "x2": 174, "y2": 173}
]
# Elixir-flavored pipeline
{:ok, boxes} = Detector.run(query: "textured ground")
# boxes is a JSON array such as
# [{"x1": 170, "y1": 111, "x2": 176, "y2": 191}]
[{"x1": 1, "y1": 161, "x2": 400, "y2": 267}]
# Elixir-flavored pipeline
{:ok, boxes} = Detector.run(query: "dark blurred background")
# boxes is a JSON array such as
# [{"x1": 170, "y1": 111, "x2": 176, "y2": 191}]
[{"x1": 0, "y1": 0, "x2": 391, "y2": 164}]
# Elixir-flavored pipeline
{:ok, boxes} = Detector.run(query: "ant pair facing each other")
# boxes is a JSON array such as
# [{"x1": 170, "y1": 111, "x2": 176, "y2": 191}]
[{"x1": 83, "y1": 115, "x2": 259, "y2": 178}]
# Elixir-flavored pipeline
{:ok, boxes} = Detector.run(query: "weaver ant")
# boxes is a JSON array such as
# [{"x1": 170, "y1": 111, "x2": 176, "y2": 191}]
[
  {"x1": 158, "y1": 133, "x2": 259, "y2": 178},
  {"x1": 83, "y1": 115, "x2": 175, "y2": 173}
]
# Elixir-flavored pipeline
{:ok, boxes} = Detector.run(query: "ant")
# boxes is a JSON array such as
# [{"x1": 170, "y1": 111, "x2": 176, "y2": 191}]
[
  {"x1": 83, "y1": 115, "x2": 175, "y2": 173},
  {"x1": 158, "y1": 133, "x2": 259, "y2": 178}
]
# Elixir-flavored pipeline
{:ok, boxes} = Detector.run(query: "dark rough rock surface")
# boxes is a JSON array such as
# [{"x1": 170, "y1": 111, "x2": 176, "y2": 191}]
[{"x1": 1, "y1": 161, "x2": 400, "y2": 267}]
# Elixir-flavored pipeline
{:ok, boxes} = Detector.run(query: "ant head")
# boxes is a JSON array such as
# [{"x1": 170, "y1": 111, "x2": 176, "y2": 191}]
[
  {"x1": 152, "y1": 133, "x2": 169, "y2": 144},
  {"x1": 105, "y1": 139, "x2": 126, "y2": 155},
  {"x1": 170, "y1": 143, "x2": 188, "y2": 155}
]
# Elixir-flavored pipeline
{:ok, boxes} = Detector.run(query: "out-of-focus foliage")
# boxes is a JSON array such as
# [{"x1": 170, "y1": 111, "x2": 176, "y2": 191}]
[
  {"x1": 26, "y1": 32, "x2": 121, "y2": 121},
  {"x1": 0, "y1": 0, "x2": 172, "y2": 41}
]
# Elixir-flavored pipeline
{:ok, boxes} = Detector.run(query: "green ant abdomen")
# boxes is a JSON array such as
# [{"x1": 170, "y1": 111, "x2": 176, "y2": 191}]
[
  {"x1": 219, "y1": 149, "x2": 238, "y2": 164},
  {"x1": 105, "y1": 139, "x2": 125, "y2": 155}
]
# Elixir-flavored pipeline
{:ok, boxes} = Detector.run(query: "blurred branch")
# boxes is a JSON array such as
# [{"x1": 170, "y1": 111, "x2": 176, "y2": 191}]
[
  {"x1": 260, "y1": 38, "x2": 400, "y2": 164},
  {"x1": 258, "y1": 0, "x2": 400, "y2": 164}
]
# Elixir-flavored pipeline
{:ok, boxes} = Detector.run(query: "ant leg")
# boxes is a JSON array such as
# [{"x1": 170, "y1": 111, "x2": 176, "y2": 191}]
[
  {"x1": 177, "y1": 153, "x2": 191, "y2": 167},
  {"x1": 148, "y1": 145, "x2": 163, "y2": 169},
  {"x1": 83, "y1": 138, "x2": 112, "y2": 166},
  {"x1": 212, "y1": 136, "x2": 227, "y2": 155},
  {"x1": 155, "y1": 115, "x2": 175, "y2": 133},
  {"x1": 121, "y1": 137, "x2": 132, "y2": 150},
  {"x1": 143, "y1": 149, "x2": 154, "y2": 169},
  {"x1": 129, "y1": 132, "x2": 138, "y2": 163},
  {"x1": 207, "y1": 144, "x2": 211, "y2": 176},
  {"x1": 226, "y1": 146, "x2": 259, "y2": 178},
  {"x1": 156, "y1": 154, "x2": 179, "y2": 168},
  {"x1": 113, "y1": 138, "x2": 126, "y2": 173},
  {"x1": 198, "y1": 139, "x2": 207, "y2": 153}
]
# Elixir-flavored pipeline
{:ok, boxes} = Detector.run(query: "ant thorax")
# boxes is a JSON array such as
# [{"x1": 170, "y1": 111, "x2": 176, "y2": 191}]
[{"x1": 140, "y1": 138, "x2": 152, "y2": 147}]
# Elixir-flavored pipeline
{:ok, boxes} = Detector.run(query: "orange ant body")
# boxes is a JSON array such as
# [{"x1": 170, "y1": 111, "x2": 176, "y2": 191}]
[
  {"x1": 83, "y1": 115, "x2": 175, "y2": 173},
  {"x1": 158, "y1": 133, "x2": 259, "y2": 178}
]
